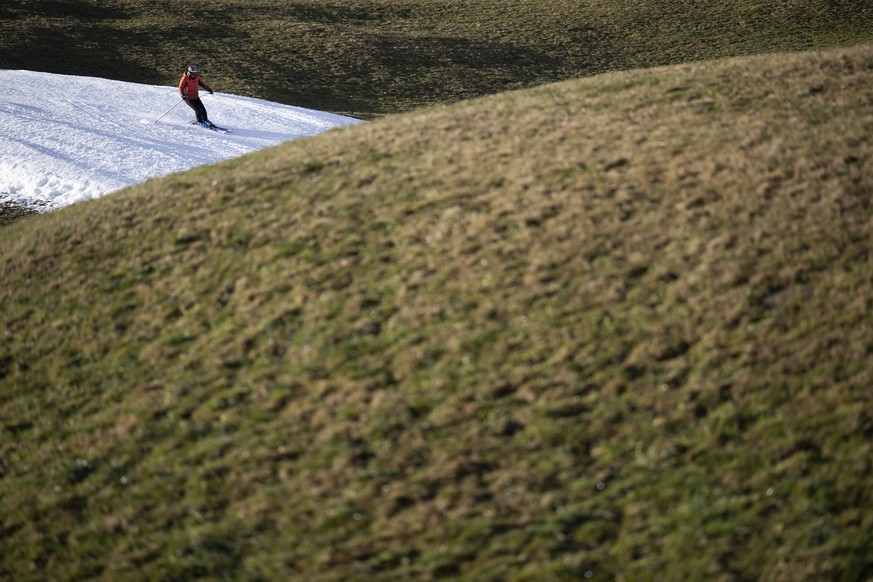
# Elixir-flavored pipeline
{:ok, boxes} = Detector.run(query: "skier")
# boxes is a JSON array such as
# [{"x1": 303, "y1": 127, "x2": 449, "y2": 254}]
[{"x1": 179, "y1": 65, "x2": 214, "y2": 127}]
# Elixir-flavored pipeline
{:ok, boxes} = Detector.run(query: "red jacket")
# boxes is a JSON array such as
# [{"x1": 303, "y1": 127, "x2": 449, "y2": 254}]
[{"x1": 179, "y1": 73, "x2": 212, "y2": 100}]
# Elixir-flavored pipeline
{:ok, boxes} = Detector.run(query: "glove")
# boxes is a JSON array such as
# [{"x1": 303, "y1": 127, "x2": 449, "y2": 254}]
[
  {"x1": 208, "y1": 90, "x2": 214, "y2": 95},
  {"x1": 181, "y1": 94, "x2": 188, "y2": 101}
]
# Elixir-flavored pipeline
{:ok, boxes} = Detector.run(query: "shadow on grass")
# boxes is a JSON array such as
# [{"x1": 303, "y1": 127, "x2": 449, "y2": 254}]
[
  {"x1": 258, "y1": 29, "x2": 570, "y2": 112},
  {"x1": 0, "y1": 199, "x2": 43, "y2": 226},
  {"x1": 0, "y1": 0, "x2": 232, "y2": 84}
]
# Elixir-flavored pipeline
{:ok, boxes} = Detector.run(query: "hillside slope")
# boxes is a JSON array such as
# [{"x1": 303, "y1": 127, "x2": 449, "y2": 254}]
[
  {"x1": 2, "y1": 44, "x2": 873, "y2": 580},
  {"x1": 2, "y1": 0, "x2": 872, "y2": 116}
]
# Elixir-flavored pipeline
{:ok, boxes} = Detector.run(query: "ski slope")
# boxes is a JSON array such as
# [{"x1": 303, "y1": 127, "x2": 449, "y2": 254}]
[{"x1": 1, "y1": 70, "x2": 360, "y2": 210}]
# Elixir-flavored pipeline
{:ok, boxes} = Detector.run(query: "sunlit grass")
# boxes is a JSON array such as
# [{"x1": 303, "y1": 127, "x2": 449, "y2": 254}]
[{"x1": 2, "y1": 43, "x2": 873, "y2": 579}]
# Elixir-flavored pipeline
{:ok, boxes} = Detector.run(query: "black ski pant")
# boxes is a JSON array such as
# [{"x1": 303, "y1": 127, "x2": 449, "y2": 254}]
[{"x1": 185, "y1": 97, "x2": 208, "y2": 123}]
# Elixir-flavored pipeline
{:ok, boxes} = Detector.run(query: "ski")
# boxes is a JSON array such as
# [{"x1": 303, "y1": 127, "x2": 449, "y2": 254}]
[{"x1": 189, "y1": 121, "x2": 231, "y2": 133}]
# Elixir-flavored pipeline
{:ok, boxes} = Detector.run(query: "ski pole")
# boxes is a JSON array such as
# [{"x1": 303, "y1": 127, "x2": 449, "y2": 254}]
[{"x1": 154, "y1": 98, "x2": 184, "y2": 124}]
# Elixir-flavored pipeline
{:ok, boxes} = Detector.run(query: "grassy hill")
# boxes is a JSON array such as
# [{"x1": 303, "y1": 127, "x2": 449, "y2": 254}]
[
  {"x1": 2, "y1": 0, "x2": 872, "y2": 117},
  {"x1": 2, "y1": 42, "x2": 873, "y2": 579}
]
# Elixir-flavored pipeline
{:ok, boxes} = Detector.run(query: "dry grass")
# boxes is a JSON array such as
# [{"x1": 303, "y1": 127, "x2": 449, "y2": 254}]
[{"x1": 2, "y1": 44, "x2": 873, "y2": 580}]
